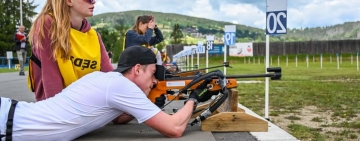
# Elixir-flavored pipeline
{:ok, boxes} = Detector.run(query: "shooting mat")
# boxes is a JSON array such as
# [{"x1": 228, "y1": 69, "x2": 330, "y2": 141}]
[{"x1": 75, "y1": 100, "x2": 256, "y2": 141}]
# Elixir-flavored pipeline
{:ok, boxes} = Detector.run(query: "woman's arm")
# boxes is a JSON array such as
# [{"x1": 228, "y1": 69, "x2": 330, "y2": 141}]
[
  {"x1": 149, "y1": 28, "x2": 164, "y2": 46},
  {"x1": 97, "y1": 33, "x2": 114, "y2": 72},
  {"x1": 127, "y1": 29, "x2": 153, "y2": 45},
  {"x1": 33, "y1": 15, "x2": 64, "y2": 100}
]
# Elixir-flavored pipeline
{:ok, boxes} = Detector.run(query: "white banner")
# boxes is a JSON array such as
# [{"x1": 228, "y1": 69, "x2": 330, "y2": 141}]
[
  {"x1": 184, "y1": 46, "x2": 197, "y2": 55},
  {"x1": 197, "y1": 41, "x2": 205, "y2": 54},
  {"x1": 229, "y1": 42, "x2": 253, "y2": 57}
]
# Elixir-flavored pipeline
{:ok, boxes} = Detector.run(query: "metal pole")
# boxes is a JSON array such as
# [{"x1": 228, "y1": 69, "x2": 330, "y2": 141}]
[
  {"x1": 197, "y1": 50, "x2": 199, "y2": 69},
  {"x1": 191, "y1": 50, "x2": 194, "y2": 69},
  {"x1": 206, "y1": 49, "x2": 208, "y2": 73},
  {"x1": 224, "y1": 45, "x2": 227, "y2": 75},
  {"x1": 20, "y1": 0, "x2": 23, "y2": 25},
  {"x1": 265, "y1": 35, "x2": 270, "y2": 120},
  {"x1": 357, "y1": 53, "x2": 359, "y2": 71},
  {"x1": 320, "y1": 54, "x2": 323, "y2": 69},
  {"x1": 337, "y1": 53, "x2": 340, "y2": 70},
  {"x1": 8, "y1": 59, "x2": 11, "y2": 69}
]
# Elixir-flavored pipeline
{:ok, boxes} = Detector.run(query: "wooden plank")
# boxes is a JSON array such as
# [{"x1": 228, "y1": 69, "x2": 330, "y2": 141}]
[
  {"x1": 201, "y1": 112, "x2": 268, "y2": 132},
  {"x1": 217, "y1": 88, "x2": 238, "y2": 112},
  {"x1": 191, "y1": 103, "x2": 210, "y2": 118},
  {"x1": 191, "y1": 103, "x2": 221, "y2": 118},
  {"x1": 192, "y1": 88, "x2": 240, "y2": 118},
  {"x1": 237, "y1": 107, "x2": 245, "y2": 112}
]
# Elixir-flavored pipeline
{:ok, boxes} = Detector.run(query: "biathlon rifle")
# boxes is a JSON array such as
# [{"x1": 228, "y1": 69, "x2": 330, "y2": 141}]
[
  {"x1": 148, "y1": 64, "x2": 282, "y2": 126},
  {"x1": 168, "y1": 62, "x2": 232, "y2": 77}
]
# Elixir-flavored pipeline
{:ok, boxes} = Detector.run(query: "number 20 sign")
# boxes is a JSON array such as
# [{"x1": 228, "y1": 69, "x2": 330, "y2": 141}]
[{"x1": 266, "y1": 0, "x2": 287, "y2": 35}]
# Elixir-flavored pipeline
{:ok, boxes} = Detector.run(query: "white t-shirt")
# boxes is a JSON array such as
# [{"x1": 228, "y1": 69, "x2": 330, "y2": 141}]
[{"x1": 0, "y1": 72, "x2": 161, "y2": 141}]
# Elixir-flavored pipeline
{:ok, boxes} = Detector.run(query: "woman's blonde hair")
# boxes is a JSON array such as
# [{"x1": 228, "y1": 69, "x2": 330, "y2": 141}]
[
  {"x1": 28, "y1": 0, "x2": 72, "y2": 60},
  {"x1": 131, "y1": 15, "x2": 153, "y2": 35}
]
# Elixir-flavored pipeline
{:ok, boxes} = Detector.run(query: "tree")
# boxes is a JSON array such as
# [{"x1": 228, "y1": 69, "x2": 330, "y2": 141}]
[
  {"x1": 155, "y1": 41, "x2": 166, "y2": 52},
  {"x1": 95, "y1": 24, "x2": 129, "y2": 63},
  {"x1": 170, "y1": 23, "x2": 184, "y2": 44},
  {"x1": 95, "y1": 27, "x2": 119, "y2": 51},
  {"x1": 0, "y1": 0, "x2": 38, "y2": 55},
  {"x1": 112, "y1": 24, "x2": 130, "y2": 62}
]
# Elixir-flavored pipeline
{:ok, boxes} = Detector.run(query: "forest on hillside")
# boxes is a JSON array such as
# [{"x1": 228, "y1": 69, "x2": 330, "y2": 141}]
[{"x1": 87, "y1": 10, "x2": 360, "y2": 43}]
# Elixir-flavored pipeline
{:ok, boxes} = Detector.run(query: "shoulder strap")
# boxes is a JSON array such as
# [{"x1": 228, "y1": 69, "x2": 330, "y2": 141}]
[
  {"x1": 122, "y1": 30, "x2": 130, "y2": 51},
  {"x1": 27, "y1": 53, "x2": 41, "y2": 92},
  {"x1": 30, "y1": 53, "x2": 41, "y2": 68},
  {"x1": 5, "y1": 100, "x2": 18, "y2": 141}
]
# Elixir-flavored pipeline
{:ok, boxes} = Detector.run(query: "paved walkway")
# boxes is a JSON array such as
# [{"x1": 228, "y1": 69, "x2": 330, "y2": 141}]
[{"x1": 0, "y1": 71, "x2": 299, "y2": 141}]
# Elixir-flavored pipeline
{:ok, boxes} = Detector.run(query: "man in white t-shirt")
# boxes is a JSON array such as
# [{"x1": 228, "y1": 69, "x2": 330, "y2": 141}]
[{"x1": 0, "y1": 46, "x2": 212, "y2": 141}]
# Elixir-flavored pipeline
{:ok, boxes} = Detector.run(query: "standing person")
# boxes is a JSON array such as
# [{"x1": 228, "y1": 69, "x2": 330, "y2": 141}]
[
  {"x1": 0, "y1": 46, "x2": 213, "y2": 140},
  {"x1": 108, "y1": 51, "x2": 113, "y2": 63},
  {"x1": 13, "y1": 25, "x2": 29, "y2": 76},
  {"x1": 27, "y1": 0, "x2": 113, "y2": 101},
  {"x1": 150, "y1": 46, "x2": 163, "y2": 65},
  {"x1": 123, "y1": 15, "x2": 164, "y2": 50},
  {"x1": 160, "y1": 49, "x2": 171, "y2": 64}
]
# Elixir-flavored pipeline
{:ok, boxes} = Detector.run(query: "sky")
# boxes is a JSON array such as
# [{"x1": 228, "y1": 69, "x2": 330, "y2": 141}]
[{"x1": 32, "y1": 0, "x2": 360, "y2": 29}]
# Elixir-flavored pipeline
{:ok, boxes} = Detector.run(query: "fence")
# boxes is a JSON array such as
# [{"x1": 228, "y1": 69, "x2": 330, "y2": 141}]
[
  {"x1": 166, "y1": 39, "x2": 360, "y2": 59},
  {"x1": 0, "y1": 57, "x2": 30, "y2": 68}
]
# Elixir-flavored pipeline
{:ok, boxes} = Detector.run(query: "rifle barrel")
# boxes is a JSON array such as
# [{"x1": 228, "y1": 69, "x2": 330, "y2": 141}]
[
  {"x1": 165, "y1": 73, "x2": 280, "y2": 81},
  {"x1": 172, "y1": 64, "x2": 229, "y2": 75}
]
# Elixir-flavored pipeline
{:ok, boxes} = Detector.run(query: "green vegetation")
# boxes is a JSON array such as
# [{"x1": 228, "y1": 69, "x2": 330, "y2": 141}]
[
  {"x1": 0, "y1": 67, "x2": 28, "y2": 73},
  {"x1": 0, "y1": 0, "x2": 38, "y2": 56},
  {"x1": 87, "y1": 10, "x2": 360, "y2": 45},
  {"x1": 1, "y1": 52, "x2": 360, "y2": 140},
  {"x1": 189, "y1": 54, "x2": 360, "y2": 140},
  {"x1": 287, "y1": 124, "x2": 326, "y2": 140}
]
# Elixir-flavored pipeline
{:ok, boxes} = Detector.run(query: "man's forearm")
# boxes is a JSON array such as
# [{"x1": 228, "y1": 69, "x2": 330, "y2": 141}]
[
  {"x1": 143, "y1": 100, "x2": 196, "y2": 138},
  {"x1": 172, "y1": 101, "x2": 194, "y2": 130}
]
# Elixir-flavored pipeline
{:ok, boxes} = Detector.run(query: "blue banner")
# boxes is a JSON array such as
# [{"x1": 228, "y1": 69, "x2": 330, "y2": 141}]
[{"x1": 208, "y1": 45, "x2": 224, "y2": 54}]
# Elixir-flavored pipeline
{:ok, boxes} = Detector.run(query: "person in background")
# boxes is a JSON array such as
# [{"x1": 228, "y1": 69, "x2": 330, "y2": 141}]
[
  {"x1": 108, "y1": 51, "x2": 113, "y2": 63},
  {"x1": 123, "y1": 14, "x2": 164, "y2": 50},
  {"x1": 27, "y1": 0, "x2": 113, "y2": 101},
  {"x1": 160, "y1": 49, "x2": 171, "y2": 64},
  {"x1": 13, "y1": 25, "x2": 29, "y2": 76},
  {"x1": 150, "y1": 46, "x2": 163, "y2": 65}
]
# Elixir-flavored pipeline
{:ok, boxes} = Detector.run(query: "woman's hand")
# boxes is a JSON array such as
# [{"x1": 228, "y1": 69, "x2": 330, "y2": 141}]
[{"x1": 148, "y1": 20, "x2": 156, "y2": 29}]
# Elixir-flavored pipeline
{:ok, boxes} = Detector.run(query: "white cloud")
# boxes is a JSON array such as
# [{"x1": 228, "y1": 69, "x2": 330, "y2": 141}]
[
  {"x1": 287, "y1": 0, "x2": 360, "y2": 28},
  {"x1": 31, "y1": 0, "x2": 360, "y2": 29},
  {"x1": 187, "y1": 0, "x2": 219, "y2": 20},
  {"x1": 219, "y1": 3, "x2": 265, "y2": 28}
]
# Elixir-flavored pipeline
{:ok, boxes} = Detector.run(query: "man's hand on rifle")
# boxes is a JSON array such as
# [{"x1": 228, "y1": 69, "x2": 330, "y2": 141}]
[
  {"x1": 185, "y1": 78, "x2": 214, "y2": 109},
  {"x1": 154, "y1": 94, "x2": 166, "y2": 108}
]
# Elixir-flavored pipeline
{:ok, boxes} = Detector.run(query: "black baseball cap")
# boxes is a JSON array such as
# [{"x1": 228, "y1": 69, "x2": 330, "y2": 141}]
[{"x1": 113, "y1": 45, "x2": 165, "y2": 80}]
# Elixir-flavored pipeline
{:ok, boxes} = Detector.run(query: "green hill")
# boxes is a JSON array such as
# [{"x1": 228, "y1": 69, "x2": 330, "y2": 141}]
[{"x1": 87, "y1": 10, "x2": 360, "y2": 43}]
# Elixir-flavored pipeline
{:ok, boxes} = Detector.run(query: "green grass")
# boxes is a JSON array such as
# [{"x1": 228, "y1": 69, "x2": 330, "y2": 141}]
[
  {"x1": 311, "y1": 117, "x2": 325, "y2": 122},
  {"x1": 287, "y1": 124, "x2": 326, "y2": 140},
  {"x1": 2, "y1": 54, "x2": 360, "y2": 140},
  {"x1": 0, "y1": 67, "x2": 28, "y2": 73},
  {"x1": 180, "y1": 54, "x2": 360, "y2": 140}
]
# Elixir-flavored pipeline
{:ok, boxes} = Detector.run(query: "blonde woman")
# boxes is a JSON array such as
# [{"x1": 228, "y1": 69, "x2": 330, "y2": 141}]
[{"x1": 28, "y1": 0, "x2": 113, "y2": 101}]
